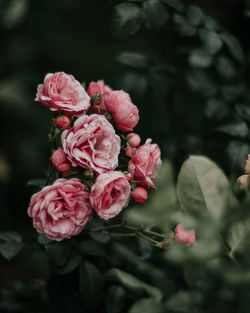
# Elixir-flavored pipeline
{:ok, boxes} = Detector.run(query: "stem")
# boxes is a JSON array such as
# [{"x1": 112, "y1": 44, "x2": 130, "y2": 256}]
[
  {"x1": 98, "y1": 230, "x2": 136, "y2": 237},
  {"x1": 137, "y1": 231, "x2": 160, "y2": 245}
]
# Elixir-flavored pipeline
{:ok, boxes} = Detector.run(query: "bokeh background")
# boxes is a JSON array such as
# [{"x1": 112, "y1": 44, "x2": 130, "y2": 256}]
[{"x1": 1, "y1": 0, "x2": 250, "y2": 311}]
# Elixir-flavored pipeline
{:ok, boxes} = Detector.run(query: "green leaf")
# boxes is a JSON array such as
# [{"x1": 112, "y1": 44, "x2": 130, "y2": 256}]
[
  {"x1": 176, "y1": 155, "x2": 236, "y2": 218},
  {"x1": 160, "y1": 0, "x2": 184, "y2": 12},
  {"x1": 227, "y1": 141, "x2": 250, "y2": 171},
  {"x1": 78, "y1": 239, "x2": 106, "y2": 257},
  {"x1": 187, "y1": 5, "x2": 203, "y2": 27},
  {"x1": 79, "y1": 261, "x2": 104, "y2": 309},
  {"x1": 216, "y1": 57, "x2": 236, "y2": 80},
  {"x1": 129, "y1": 298, "x2": 165, "y2": 313},
  {"x1": 199, "y1": 29, "x2": 222, "y2": 55},
  {"x1": 116, "y1": 51, "x2": 148, "y2": 69},
  {"x1": 105, "y1": 268, "x2": 162, "y2": 301},
  {"x1": 37, "y1": 233, "x2": 54, "y2": 245},
  {"x1": 203, "y1": 15, "x2": 219, "y2": 31},
  {"x1": 235, "y1": 104, "x2": 250, "y2": 121},
  {"x1": 228, "y1": 219, "x2": 250, "y2": 261},
  {"x1": 220, "y1": 32, "x2": 244, "y2": 63},
  {"x1": 0, "y1": 231, "x2": 24, "y2": 260},
  {"x1": 57, "y1": 252, "x2": 81, "y2": 274},
  {"x1": 205, "y1": 99, "x2": 228, "y2": 120},
  {"x1": 105, "y1": 286, "x2": 127, "y2": 313},
  {"x1": 143, "y1": 0, "x2": 169, "y2": 30},
  {"x1": 166, "y1": 291, "x2": 194, "y2": 312},
  {"x1": 174, "y1": 14, "x2": 196, "y2": 37},
  {"x1": 45, "y1": 241, "x2": 71, "y2": 267},
  {"x1": 189, "y1": 50, "x2": 213, "y2": 68},
  {"x1": 110, "y1": 3, "x2": 144, "y2": 39},
  {"x1": 26, "y1": 178, "x2": 43, "y2": 187},
  {"x1": 217, "y1": 121, "x2": 248, "y2": 138}
]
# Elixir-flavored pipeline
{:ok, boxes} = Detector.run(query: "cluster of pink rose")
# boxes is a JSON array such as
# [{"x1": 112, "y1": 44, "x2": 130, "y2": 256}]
[{"x1": 28, "y1": 72, "x2": 162, "y2": 241}]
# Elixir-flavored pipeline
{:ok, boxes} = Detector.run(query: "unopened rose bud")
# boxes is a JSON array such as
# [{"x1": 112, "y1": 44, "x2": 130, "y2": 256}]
[
  {"x1": 237, "y1": 174, "x2": 250, "y2": 189},
  {"x1": 51, "y1": 148, "x2": 71, "y2": 172},
  {"x1": 132, "y1": 187, "x2": 148, "y2": 204},
  {"x1": 55, "y1": 115, "x2": 70, "y2": 129},
  {"x1": 83, "y1": 169, "x2": 94, "y2": 180},
  {"x1": 161, "y1": 241, "x2": 169, "y2": 248},
  {"x1": 174, "y1": 224, "x2": 195, "y2": 246},
  {"x1": 125, "y1": 146, "x2": 136, "y2": 158},
  {"x1": 126, "y1": 133, "x2": 141, "y2": 148}
]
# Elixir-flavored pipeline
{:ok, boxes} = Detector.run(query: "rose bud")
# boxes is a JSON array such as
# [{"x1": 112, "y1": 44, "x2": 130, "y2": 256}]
[
  {"x1": 132, "y1": 187, "x2": 148, "y2": 204},
  {"x1": 55, "y1": 115, "x2": 70, "y2": 129},
  {"x1": 237, "y1": 174, "x2": 250, "y2": 189},
  {"x1": 161, "y1": 241, "x2": 169, "y2": 248},
  {"x1": 126, "y1": 133, "x2": 141, "y2": 148},
  {"x1": 52, "y1": 148, "x2": 71, "y2": 172},
  {"x1": 125, "y1": 146, "x2": 136, "y2": 158},
  {"x1": 174, "y1": 224, "x2": 196, "y2": 246}
]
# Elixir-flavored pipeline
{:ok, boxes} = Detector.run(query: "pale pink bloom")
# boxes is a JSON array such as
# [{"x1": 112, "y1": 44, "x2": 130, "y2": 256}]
[
  {"x1": 28, "y1": 178, "x2": 93, "y2": 241},
  {"x1": 126, "y1": 133, "x2": 141, "y2": 148},
  {"x1": 55, "y1": 115, "x2": 70, "y2": 129},
  {"x1": 35, "y1": 72, "x2": 90, "y2": 116},
  {"x1": 51, "y1": 148, "x2": 71, "y2": 172},
  {"x1": 128, "y1": 139, "x2": 162, "y2": 188},
  {"x1": 132, "y1": 187, "x2": 148, "y2": 203},
  {"x1": 245, "y1": 154, "x2": 250, "y2": 174},
  {"x1": 62, "y1": 114, "x2": 120, "y2": 175},
  {"x1": 175, "y1": 224, "x2": 196, "y2": 246},
  {"x1": 237, "y1": 174, "x2": 250, "y2": 189},
  {"x1": 105, "y1": 90, "x2": 139, "y2": 132},
  {"x1": 87, "y1": 80, "x2": 112, "y2": 113},
  {"x1": 90, "y1": 171, "x2": 130, "y2": 220},
  {"x1": 125, "y1": 146, "x2": 136, "y2": 158}
]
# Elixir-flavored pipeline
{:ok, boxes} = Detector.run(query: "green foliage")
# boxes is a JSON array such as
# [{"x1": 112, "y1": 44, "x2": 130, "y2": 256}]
[{"x1": 0, "y1": 231, "x2": 24, "y2": 260}]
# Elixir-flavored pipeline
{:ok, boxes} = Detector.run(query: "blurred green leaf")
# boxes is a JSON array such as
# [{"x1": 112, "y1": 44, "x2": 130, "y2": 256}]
[
  {"x1": 0, "y1": 231, "x2": 24, "y2": 261},
  {"x1": 143, "y1": 0, "x2": 169, "y2": 30},
  {"x1": 216, "y1": 57, "x2": 236, "y2": 80},
  {"x1": 78, "y1": 239, "x2": 106, "y2": 257},
  {"x1": 187, "y1": 5, "x2": 203, "y2": 27},
  {"x1": 56, "y1": 251, "x2": 81, "y2": 274},
  {"x1": 110, "y1": 3, "x2": 144, "y2": 39},
  {"x1": 1, "y1": 0, "x2": 28, "y2": 29},
  {"x1": 105, "y1": 286, "x2": 127, "y2": 313},
  {"x1": 199, "y1": 29, "x2": 222, "y2": 55},
  {"x1": 205, "y1": 98, "x2": 228, "y2": 120},
  {"x1": 105, "y1": 268, "x2": 162, "y2": 301},
  {"x1": 203, "y1": 15, "x2": 219, "y2": 31},
  {"x1": 189, "y1": 50, "x2": 213, "y2": 68},
  {"x1": 176, "y1": 155, "x2": 236, "y2": 218},
  {"x1": 45, "y1": 241, "x2": 71, "y2": 267},
  {"x1": 26, "y1": 178, "x2": 43, "y2": 187},
  {"x1": 116, "y1": 51, "x2": 148, "y2": 69},
  {"x1": 174, "y1": 14, "x2": 196, "y2": 37},
  {"x1": 129, "y1": 298, "x2": 165, "y2": 313},
  {"x1": 217, "y1": 121, "x2": 248, "y2": 138},
  {"x1": 79, "y1": 261, "x2": 104, "y2": 309},
  {"x1": 220, "y1": 33, "x2": 245, "y2": 63},
  {"x1": 166, "y1": 290, "x2": 194, "y2": 312},
  {"x1": 227, "y1": 141, "x2": 250, "y2": 171},
  {"x1": 235, "y1": 104, "x2": 250, "y2": 121},
  {"x1": 160, "y1": 0, "x2": 184, "y2": 12}
]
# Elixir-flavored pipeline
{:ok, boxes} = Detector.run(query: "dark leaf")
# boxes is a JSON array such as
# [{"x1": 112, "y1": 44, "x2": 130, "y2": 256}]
[
  {"x1": 217, "y1": 121, "x2": 248, "y2": 138},
  {"x1": 160, "y1": 0, "x2": 184, "y2": 12},
  {"x1": 220, "y1": 32, "x2": 244, "y2": 63},
  {"x1": 143, "y1": 0, "x2": 169, "y2": 30},
  {"x1": 105, "y1": 285, "x2": 127, "y2": 313},
  {"x1": 116, "y1": 51, "x2": 148, "y2": 69},
  {"x1": 129, "y1": 298, "x2": 165, "y2": 313},
  {"x1": 187, "y1": 5, "x2": 203, "y2": 27},
  {"x1": 0, "y1": 231, "x2": 24, "y2": 261}
]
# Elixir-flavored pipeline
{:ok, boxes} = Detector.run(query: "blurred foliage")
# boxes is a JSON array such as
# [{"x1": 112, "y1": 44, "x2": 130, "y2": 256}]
[{"x1": 2, "y1": 0, "x2": 250, "y2": 312}]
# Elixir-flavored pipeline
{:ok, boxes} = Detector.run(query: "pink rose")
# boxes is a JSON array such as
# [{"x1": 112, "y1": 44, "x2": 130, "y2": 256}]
[
  {"x1": 62, "y1": 114, "x2": 120, "y2": 175},
  {"x1": 35, "y1": 72, "x2": 90, "y2": 116},
  {"x1": 87, "y1": 80, "x2": 112, "y2": 113},
  {"x1": 237, "y1": 174, "x2": 250, "y2": 189},
  {"x1": 51, "y1": 148, "x2": 71, "y2": 172},
  {"x1": 90, "y1": 171, "x2": 131, "y2": 220},
  {"x1": 175, "y1": 224, "x2": 196, "y2": 246},
  {"x1": 128, "y1": 139, "x2": 162, "y2": 189},
  {"x1": 132, "y1": 187, "x2": 148, "y2": 204},
  {"x1": 28, "y1": 178, "x2": 93, "y2": 241},
  {"x1": 105, "y1": 90, "x2": 139, "y2": 132}
]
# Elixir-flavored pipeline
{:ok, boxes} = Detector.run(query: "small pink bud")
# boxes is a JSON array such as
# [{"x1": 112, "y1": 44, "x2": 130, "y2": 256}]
[
  {"x1": 51, "y1": 148, "x2": 71, "y2": 172},
  {"x1": 132, "y1": 187, "x2": 148, "y2": 204},
  {"x1": 126, "y1": 133, "x2": 141, "y2": 148},
  {"x1": 237, "y1": 174, "x2": 250, "y2": 189},
  {"x1": 161, "y1": 241, "x2": 169, "y2": 248},
  {"x1": 125, "y1": 146, "x2": 136, "y2": 158},
  {"x1": 55, "y1": 115, "x2": 70, "y2": 129},
  {"x1": 175, "y1": 224, "x2": 196, "y2": 246}
]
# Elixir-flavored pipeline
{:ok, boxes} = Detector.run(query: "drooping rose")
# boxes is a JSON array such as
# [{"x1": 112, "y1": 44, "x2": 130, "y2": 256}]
[
  {"x1": 62, "y1": 114, "x2": 120, "y2": 175},
  {"x1": 28, "y1": 178, "x2": 93, "y2": 241},
  {"x1": 87, "y1": 80, "x2": 112, "y2": 113},
  {"x1": 105, "y1": 90, "x2": 139, "y2": 132},
  {"x1": 128, "y1": 139, "x2": 162, "y2": 188},
  {"x1": 132, "y1": 187, "x2": 148, "y2": 204},
  {"x1": 35, "y1": 72, "x2": 90, "y2": 116},
  {"x1": 51, "y1": 148, "x2": 71, "y2": 172},
  {"x1": 175, "y1": 224, "x2": 196, "y2": 246},
  {"x1": 90, "y1": 171, "x2": 131, "y2": 220}
]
